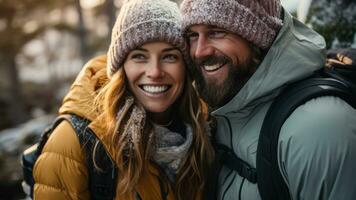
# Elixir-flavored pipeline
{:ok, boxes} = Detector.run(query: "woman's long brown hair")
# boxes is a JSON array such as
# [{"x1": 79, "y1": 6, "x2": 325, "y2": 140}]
[{"x1": 94, "y1": 65, "x2": 215, "y2": 200}]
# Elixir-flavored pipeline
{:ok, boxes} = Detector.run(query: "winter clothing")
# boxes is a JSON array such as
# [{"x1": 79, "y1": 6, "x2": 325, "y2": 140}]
[
  {"x1": 107, "y1": 0, "x2": 188, "y2": 77},
  {"x1": 152, "y1": 124, "x2": 193, "y2": 182},
  {"x1": 33, "y1": 56, "x2": 187, "y2": 200},
  {"x1": 180, "y1": 0, "x2": 283, "y2": 49},
  {"x1": 114, "y1": 95, "x2": 150, "y2": 157},
  {"x1": 206, "y1": 9, "x2": 356, "y2": 200}
]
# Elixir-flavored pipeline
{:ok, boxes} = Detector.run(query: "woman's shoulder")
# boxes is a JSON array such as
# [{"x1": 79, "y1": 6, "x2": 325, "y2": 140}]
[
  {"x1": 42, "y1": 120, "x2": 86, "y2": 161},
  {"x1": 33, "y1": 120, "x2": 89, "y2": 199},
  {"x1": 33, "y1": 120, "x2": 87, "y2": 177}
]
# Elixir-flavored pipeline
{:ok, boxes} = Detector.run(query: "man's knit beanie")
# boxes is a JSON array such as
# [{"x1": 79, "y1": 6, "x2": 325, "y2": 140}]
[
  {"x1": 180, "y1": 0, "x2": 284, "y2": 50},
  {"x1": 107, "y1": 0, "x2": 187, "y2": 77}
]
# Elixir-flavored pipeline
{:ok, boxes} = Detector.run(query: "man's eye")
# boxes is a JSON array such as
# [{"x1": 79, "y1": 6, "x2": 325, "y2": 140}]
[
  {"x1": 208, "y1": 30, "x2": 227, "y2": 39},
  {"x1": 186, "y1": 32, "x2": 199, "y2": 41}
]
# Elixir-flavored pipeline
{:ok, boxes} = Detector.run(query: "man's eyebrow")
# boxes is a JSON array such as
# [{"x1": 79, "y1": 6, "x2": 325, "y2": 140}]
[
  {"x1": 186, "y1": 29, "x2": 195, "y2": 33},
  {"x1": 187, "y1": 25, "x2": 222, "y2": 33},
  {"x1": 207, "y1": 25, "x2": 220, "y2": 29}
]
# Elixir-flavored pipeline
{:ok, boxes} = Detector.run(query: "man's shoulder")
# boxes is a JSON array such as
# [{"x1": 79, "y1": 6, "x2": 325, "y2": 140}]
[
  {"x1": 277, "y1": 95, "x2": 356, "y2": 199},
  {"x1": 279, "y1": 95, "x2": 356, "y2": 153}
]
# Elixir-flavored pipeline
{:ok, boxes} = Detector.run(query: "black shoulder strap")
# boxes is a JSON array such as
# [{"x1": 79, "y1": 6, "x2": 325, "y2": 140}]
[
  {"x1": 208, "y1": 116, "x2": 257, "y2": 196},
  {"x1": 256, "y1": 73, "x2": 356, "y2": 200},
  {"x1": 35, "y1": 115, "x2": 73, "y2": 156},
  {"x1": 66, "y1": 115, "x2": 118, "y2": 200},
  {"x1": 215, "y1": 144, "x2": 257, "y2": 183}
]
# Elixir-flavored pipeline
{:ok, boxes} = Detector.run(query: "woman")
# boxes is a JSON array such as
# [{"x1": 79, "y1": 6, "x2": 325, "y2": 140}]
[{"x1": 33, "y1": 0, "x2": 215, "y2": 199}]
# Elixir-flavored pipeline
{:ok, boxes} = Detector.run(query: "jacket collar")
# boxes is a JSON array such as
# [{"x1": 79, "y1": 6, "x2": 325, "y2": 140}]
[{"x1": 212, "y1": 8, "x2": 326, "y2": 117}]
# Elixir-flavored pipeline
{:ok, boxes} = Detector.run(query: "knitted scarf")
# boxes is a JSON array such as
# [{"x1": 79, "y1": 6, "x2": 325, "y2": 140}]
[
  {"x1": 116, "y1": 96, "x2": 192, "y2": 182},
  {"x1": 152, "y1": 124, "x2": 193, "y2": 182}
]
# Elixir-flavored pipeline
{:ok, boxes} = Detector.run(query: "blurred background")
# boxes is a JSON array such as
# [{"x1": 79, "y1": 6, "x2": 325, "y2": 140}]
[{"x1": 0, "y1": 0, "x2": 355, "y2": 199}]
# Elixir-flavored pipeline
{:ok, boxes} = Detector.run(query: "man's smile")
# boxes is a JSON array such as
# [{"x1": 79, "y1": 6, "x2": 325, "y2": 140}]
[{"x1": 202, "y1": 61, "x2": 228, "y2": 72}]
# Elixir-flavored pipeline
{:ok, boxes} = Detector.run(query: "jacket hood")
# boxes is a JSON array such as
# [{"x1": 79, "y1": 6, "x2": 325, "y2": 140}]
[
  {"x1": 59, "y1": 55, "x2": 108, "y2": 121},
  {"x1": 58, "y1": 55, "x2": 119, "y2": 165},
  {"x1": 212, "y1": 9, "x2": 326, "y2": 116},
  {"x1": 58, "y1": 55, "x2": 163, "y2": 176}
]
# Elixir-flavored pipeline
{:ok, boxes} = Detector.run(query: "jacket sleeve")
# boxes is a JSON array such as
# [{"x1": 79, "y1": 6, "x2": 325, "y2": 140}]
[
  {"x1": 33, "y1": 120, "x2": 90, "y2": 200},
  {"x1": 278, "y1": 96, "x2": 356, "y2": 200}
]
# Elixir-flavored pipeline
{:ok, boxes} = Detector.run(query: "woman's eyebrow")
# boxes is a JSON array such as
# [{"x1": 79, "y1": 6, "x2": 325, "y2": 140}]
[
  {"x1": 133, "y1": 47, "x2": 148, "y2": 52},
  {"x1": 162, "y1": 47, "x2": 180, "y2": 52}
]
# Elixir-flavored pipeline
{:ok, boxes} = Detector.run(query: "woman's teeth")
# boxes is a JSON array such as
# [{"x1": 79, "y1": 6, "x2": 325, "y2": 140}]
[{"x1": 142, "y1": 85, "x2": 169, "y2": 93}]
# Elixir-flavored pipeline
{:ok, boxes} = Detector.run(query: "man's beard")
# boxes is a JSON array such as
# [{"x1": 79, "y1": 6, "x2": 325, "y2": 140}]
[{"x1": 193, "y1": 55, "x2": 256, "y2": 110}]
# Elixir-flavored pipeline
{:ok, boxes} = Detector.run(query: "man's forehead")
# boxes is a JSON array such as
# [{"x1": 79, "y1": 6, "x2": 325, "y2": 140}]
[{"x1": 188, "y1": 24, "x2": 224, "y2": 32}]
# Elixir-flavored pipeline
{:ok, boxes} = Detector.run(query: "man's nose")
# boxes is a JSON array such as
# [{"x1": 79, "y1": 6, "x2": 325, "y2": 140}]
[{"x1": 192, "y1": 35, "x2": 214, "y2": 59}]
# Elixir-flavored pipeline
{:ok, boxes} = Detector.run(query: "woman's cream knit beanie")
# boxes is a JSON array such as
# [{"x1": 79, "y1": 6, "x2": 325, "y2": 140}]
[{"x1": 107, "y1": 0, "x2": 187, "y2": 77}]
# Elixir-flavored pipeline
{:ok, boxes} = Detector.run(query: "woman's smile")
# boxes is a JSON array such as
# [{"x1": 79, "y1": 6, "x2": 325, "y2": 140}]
[
  {"x1": 139, "y1": 84, "x2": 171, "y2": 94},
  {"x1": 124, "y1": 42, "x2": 185, "y2": 114}
]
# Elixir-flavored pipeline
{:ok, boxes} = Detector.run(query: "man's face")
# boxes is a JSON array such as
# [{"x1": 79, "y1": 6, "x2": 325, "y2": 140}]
[{"x1": 186, "y1": 25, "x2": 256, "y2": 109}]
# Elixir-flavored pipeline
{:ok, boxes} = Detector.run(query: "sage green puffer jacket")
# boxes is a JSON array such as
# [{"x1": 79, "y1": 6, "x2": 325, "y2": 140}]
[{"x1": 213, "y1": 9, "x2": 356, "y2": 200}]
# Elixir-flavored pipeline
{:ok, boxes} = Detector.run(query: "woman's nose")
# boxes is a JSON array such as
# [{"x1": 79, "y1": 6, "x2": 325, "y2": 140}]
[{"x1": 146, "y1": 60, "x2": 164, "y2": 78}]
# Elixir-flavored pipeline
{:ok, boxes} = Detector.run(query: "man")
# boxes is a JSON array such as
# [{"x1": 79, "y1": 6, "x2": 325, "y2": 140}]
[{"x1": 180, "y1": 0, "x2": 356, "y2": 199}]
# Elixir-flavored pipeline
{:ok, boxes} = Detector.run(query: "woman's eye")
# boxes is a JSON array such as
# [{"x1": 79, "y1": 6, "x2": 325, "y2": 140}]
[
  {"x1": 162, "y1": 54, "x2": 179, "y2": 62},
  {"x1": 131, "y1": 54, "x2": 146, "y2": 61},
  {"x1": 208, "y1": 30, "x2": 227, "y2": 39}
]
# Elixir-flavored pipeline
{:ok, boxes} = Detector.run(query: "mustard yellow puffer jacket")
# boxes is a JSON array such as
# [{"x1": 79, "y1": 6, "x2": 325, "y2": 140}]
[{"x1": 33, "y1": 56, "x2": 177, "y2": 200}]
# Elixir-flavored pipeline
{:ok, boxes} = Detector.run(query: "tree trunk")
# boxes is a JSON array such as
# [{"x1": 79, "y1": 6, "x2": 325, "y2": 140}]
[
  {"x1": 106, "y1": 0, "x2": 116, "y2": 32},
  {"x1": 3, "y1": 54, "x2": 29, "y2": 125},
  {"x1": 75, "y1": 0, "x2": 88, "y2": 60}
]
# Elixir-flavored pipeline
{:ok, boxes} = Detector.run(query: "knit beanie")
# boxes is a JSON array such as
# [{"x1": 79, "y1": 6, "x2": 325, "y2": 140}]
[
  {"x1": 107, "y1": 0, "x2": 187, "y2": 77},
  {"x1": 180, "y1": 0, "x2": 284, "y2": 50}
]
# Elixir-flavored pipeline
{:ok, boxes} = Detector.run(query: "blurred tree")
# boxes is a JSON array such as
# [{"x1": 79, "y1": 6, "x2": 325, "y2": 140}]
[
  {"x1": 0, "y1": 0, "x2": 81, "y2": 127},
  {"x1": 306, "y1": 0, "x2": 356, "y2": 49},
  {"x1": 90, "y1": 0, "x2": 117, "y2": 49},
  {"x1": 76, "y1": 0, "x2": 88, "y2": 59},
  {"x1": 105, "y1": 0, "x2": 116, "y2": 32},
  {"x1": 172, "y1": 0, "x2": 183, "y2": 4}
]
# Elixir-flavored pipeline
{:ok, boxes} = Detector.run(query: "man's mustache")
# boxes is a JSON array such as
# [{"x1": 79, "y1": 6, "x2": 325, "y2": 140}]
[{"x1": 193, "y1": 55, "x2": 232, "y2": 68}]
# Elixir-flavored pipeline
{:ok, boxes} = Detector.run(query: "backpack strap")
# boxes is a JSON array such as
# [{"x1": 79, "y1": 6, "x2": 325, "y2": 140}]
[
  {"x1": 215, "y1": 144, "x2": 257, "y2": 183},
  {"x1": 67, "y1": 115, "x2": 118, "y2": 200},
  {"x1": 35, "y1": 115, "x2": 73, "y2": 156},
  {"x1": 256, "y1": 73, "x2": 356, "y2": 200},
  {"x1": 23, "y1": 114, "x2": 117, "y2": 200},
  {"x1": 209, "y1": 115, "x2": 257, "y2": 192}
]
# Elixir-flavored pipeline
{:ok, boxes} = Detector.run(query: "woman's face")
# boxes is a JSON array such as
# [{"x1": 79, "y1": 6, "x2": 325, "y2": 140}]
[{"x1": 124, "y1": 42, "x2": 185, "y2": 115}]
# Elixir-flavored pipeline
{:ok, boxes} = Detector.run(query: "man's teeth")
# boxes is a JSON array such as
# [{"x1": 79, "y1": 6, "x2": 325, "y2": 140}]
[
  {"x1": 142, "y1": 85, "x2": 169, "y2": 93},
  {"x1": 203, "y1": 64, "x2": 222, "y2": 71}
]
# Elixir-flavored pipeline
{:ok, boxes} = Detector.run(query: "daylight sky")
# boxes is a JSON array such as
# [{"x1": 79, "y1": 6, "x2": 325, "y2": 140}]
[{"x1": 282, "y1": 0, "x2": 312, "y2": 22}]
